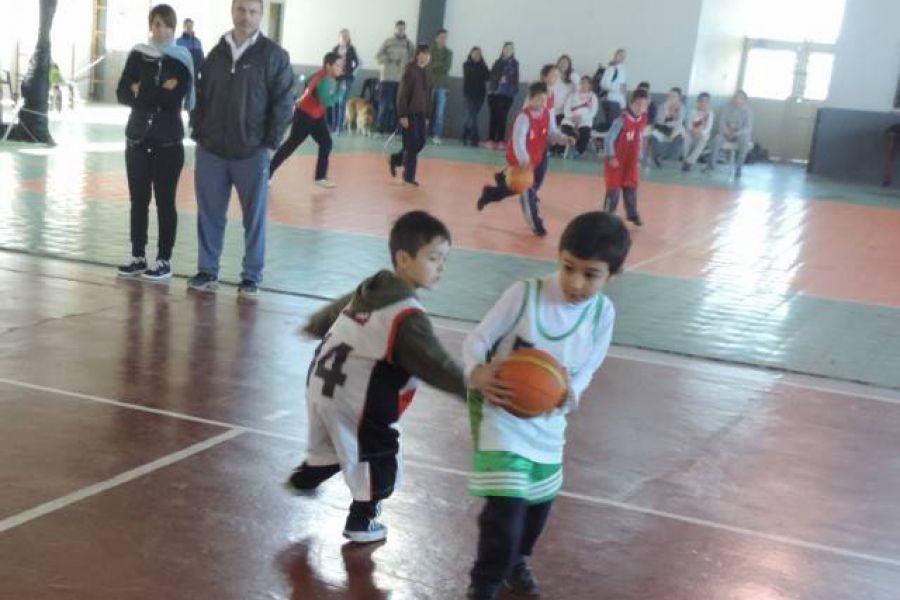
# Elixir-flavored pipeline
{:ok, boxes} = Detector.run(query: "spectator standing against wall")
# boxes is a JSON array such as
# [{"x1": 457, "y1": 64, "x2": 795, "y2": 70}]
[
  {"x1": 176, "y1": 18, "x2": 204, "y2": 79},
  {"x1": 704, "y1": 89, "x2": 753, "y2": 177},
  {"x1": 187, "y1": 0, "x2": 295, "y2": 297},
  {"x1": 376, "y1": 20, "x2": 415, "y2": 134},
  {"x1": 600, "y1": 48, "x2": 627, "y2": 121},
  {"x1": 116, "y1": 4, "x2": 193, "y2": 281},
  {"x1": 682, "y1": 92, "x2": 714, "y2": 172},
  {"x1": 429, "y1": 28, "x2": 452, "y2": 144},
  {"x1": 462, "y1": 46, "x2": 490, "y2": 146},
  {"x1": 484, "y1": 42, "x2": 519, "y2": 150},
  {"x1": 330, "y1": 28, "x2": 359, "y2": 134}
]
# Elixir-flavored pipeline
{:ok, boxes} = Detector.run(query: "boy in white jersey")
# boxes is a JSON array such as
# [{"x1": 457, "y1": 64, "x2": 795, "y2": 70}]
[
  {"x1": 464, "y1": 211, "x2": 632, "y2": 599},
  {"x1": 287, "y1": 211, "x2": 474, "y2": 543}
]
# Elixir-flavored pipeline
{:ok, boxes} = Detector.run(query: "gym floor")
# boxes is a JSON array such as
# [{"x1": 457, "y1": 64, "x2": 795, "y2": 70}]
[{"x1": 2, "y1": 106, "x2": 899, "y2": 599}]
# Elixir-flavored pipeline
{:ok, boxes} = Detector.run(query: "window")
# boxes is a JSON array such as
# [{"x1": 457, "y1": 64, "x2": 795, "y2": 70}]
[
  {"x1": 803, "y1": 53, "x2": 835, "y2": 101},
  {"x1": 745, "y1": 0, "x2": 846, "y2": 44},
  {"x1": 742, "y1": 49, "x2": 796, "y2": 100}
]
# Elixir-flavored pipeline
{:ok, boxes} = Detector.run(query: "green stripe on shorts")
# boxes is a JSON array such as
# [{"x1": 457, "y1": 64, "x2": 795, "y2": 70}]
[{"x1": 469, "y1": 450, "x2": 563, "y2": 503}]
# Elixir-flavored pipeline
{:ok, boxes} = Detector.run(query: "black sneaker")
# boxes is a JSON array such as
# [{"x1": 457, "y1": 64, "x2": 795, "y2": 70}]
[
  {"x1": 141, "y1": 259, "x2": 172, "y2": 281},
  {"x1": 533, "y1": 222, "x2": 548, "y2": 237},
  {"x1": 505, "y1": 562, "x2": 540, "y2": 596},
  {"x1": 343, "y1": 508, "x2": 388, "y2": 543},
  {"x1": 627, "y1": 215, "x2": 643, "y2": 227},
  {"x1": 402, "y1": 179, "x2": 420, "y2": 187},
  {"x1": 117, "y1": 256, "x2": 146, "y2": 278},
  {"x1": 187, "y1": 272, "x2": 218, "y2": 291},
  {"x1": 238, "y1": 280, "x2": 259, "y2": 298},
  {"x1": 287, "y1": 462, "x2": 340, "y2": 493},
  {"x1": 477, "y1": 187, "x2": 492, "y2": 211},
  {"x1": 388, "y1": 155, "x2": 398, "y2": 178},
  {"x1": 682, "y1": 162, "x2": 691, "y2": 172},
  {"x1": 466, "y1": 583, "x2": 499, "y2": 600}
]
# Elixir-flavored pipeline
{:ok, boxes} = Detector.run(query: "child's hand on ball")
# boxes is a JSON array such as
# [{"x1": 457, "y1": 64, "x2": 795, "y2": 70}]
[{"x1": 471, "y1": 363, "x2": 516, "y2": 409}]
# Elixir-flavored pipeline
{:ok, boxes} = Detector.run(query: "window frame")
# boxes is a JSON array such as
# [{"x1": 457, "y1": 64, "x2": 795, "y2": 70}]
[{"x1": 737, "y1": 38, "x2": 836, "y2": 102}]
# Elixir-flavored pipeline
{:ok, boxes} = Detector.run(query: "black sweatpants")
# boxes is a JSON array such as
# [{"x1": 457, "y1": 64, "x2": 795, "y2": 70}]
[
  {"x1": 561, "y1": 123, "x2": 592, "y2": 155},
  {"x1": 470, "y1": 497, "x2": 554, "y2": 590},
  {"x1": 487, "y1": 94, "x2": 514, "y2": 143},
  {"x1": 270, "y1": 109, "x2": 333, "y2": 181},
  {"x1": 390, "y1": 114, "x2": 427, "y2": 183},
  {"x1": 125, "y1": 139, "x2": 184, "y2": 261}
]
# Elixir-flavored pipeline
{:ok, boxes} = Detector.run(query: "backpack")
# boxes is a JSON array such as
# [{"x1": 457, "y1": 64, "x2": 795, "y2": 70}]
[{"x1": 592, "y1": 65, "x2": 607, "y2": 99}]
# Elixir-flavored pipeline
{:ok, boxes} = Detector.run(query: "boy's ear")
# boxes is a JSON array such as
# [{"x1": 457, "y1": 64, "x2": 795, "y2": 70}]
[{"x1": 395, "y1": 248, "x2": 411, "y2": 267}]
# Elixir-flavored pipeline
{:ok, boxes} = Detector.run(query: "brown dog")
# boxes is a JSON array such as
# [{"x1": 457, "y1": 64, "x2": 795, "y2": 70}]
[{"x1": 345, "y1": 98, "x2": 374, "y2": 136}]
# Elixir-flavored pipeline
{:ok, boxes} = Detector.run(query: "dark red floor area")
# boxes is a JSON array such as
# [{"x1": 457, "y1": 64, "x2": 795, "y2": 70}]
[{"x1": 2, "y1": 255, "x2": 900, "y2": 599}]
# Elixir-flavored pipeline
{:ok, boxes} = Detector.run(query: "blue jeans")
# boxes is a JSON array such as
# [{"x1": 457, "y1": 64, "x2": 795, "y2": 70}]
[
  {"x1": 195, "y1": 145, "x2": 269, "y2": 284},
  {"x1": 377, "y1": 81, "x2": 399, "y2": 133},
  {"x1": 330, "y1": 76, "x2": 354, "y2": 132},
  {"x1": 462, "y1": 95, "x2": 484, "y2": 144},
  {"x1": 431, "y1": 86, "x2": 448, "y2": 138}
]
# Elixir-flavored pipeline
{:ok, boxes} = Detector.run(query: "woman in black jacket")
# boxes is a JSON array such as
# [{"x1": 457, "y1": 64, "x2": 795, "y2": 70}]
[
  {"x1": 115, "y1": 4, "x2": 193, "y2": 280},
  {"x1": 485, "y1": 42, "x2": 519, "y2": 149},
  {"x1": 462, "y1": 47, "x2": 490, "y2": 146},
  {"x1": 330, "y1": 28, "x2": 360, "y2": 133}
]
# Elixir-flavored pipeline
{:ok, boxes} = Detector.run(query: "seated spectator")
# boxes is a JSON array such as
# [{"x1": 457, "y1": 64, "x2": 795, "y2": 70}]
[
  {"x1": 682, "y1": 92, "x2": 713, "y2": 172},
  {"x1": 646, "y1": 87, "x2": 685, "y2": 167},
  {"x1": 550, "y1": 54, "x2": 578, "y2": 156},
  {"x1": 635, "y1": 81, "x2": 657, "y2": 124},
  {"x1": 561, "y1": 76, "x2": 599, "y2": 157},
  {"x1": 705, "y1": 89, "x2": 753, "y2": 177}
]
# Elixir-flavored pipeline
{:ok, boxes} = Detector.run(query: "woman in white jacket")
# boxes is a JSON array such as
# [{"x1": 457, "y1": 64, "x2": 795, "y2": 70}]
[
  {"x1": 600, "y1": 48, "x2": 627, "y2": 111},
  {"x1": 561, "y1": 76, "x2": 599, "y2": 156}
]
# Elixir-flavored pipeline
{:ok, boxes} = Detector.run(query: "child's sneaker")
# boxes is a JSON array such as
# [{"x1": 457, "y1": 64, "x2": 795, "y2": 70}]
[
  {"x1": 466, "y1": 584, "x2": 499, "y2": 600},
  {"x1": 315, "y1": 179, "x2": 337, "y2": 188},
  {"x1": 505, "y1": 561, "x2": 540, "y2": 596},
  {"x1": 187, "y1": 272, "x2": 218, "y2": 291},
  {"x1": 141, "y1": 259, "x2": 172, "y2": 281},
  {"x1": 117, "y1": 256, "x2": 146, "y2": 278},
  {"x1": 343, "y1": 514, "x2": 388, "y2": 543},
  {"x1": 286, "y1": 462, "x2": 340, "y2": 493},
  {"x1": 238, "y1": 280, "x2": 259, "y2": 298}
]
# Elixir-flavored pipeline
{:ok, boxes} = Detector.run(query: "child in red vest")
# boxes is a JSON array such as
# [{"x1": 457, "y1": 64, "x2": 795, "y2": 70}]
[
  {"x1": 270, "y1": 52, "x2": 344, "y2": 188},
  {"x1": 476, "y1": 77, "x2": 573, "y2": 237},
  {"x1": 603, "y1": 88, "x2": 650, "y2": 226}
]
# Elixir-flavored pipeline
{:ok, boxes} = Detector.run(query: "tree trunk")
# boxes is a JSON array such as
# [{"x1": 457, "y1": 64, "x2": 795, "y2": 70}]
[{"x1": 8, "y1": 0, "x2": 59, "y2": 144}]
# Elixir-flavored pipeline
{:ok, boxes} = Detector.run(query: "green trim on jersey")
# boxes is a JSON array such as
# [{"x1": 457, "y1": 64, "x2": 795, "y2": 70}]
[
  {"x1": 469, "y1": 450, "x2": 563, "y2": 503},
  {"x1": 534, "y1": 279, "x2": 604, "y2": 341}
]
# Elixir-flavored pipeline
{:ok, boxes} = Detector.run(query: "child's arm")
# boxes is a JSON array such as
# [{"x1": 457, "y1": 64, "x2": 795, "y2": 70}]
[
  {"x1": 548, "y1": 109, "x2": 574, "y2": 146},
  {"x1": 604, "y1": 116, "x2": 624, "y2": 160},
  {"x1": 301, "y1": 292, "x2": 355, "y2": 339},
  {"x1": 463, "y1": 282, "x2": 527, "y2": 376},
  {"x1": 392, "y1": 312, "x2": 467, "y2": 399},
  {"x1": 510, "y1": 113, "x2": 531, "y2": 166},
  {"x1": 561, "y1": 302, "x2": 616, "y2": 413}
]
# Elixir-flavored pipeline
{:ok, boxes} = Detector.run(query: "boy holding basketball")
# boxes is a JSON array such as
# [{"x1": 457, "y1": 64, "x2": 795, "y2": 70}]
[
  {"x1": 288, "y1": 211, "x2": 493, "y2": 543},
  {"x1": 465, "y1": 211, "x2": 631, "y2": 600},
  {"x1": 476, "y1": 76, "x2": 574, "y2": 237},
  {"x1": 604, "y1": 89, "x2": 650, "y2": 226}
]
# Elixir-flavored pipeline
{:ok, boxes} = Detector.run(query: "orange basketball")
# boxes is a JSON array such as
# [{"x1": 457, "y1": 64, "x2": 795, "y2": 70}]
[
  {"x1": 497, "y1": 348, "x2": 568, "y2": 417},
  {"x1": 507, "y1": 166, "x2": 535, "y2": 194}
]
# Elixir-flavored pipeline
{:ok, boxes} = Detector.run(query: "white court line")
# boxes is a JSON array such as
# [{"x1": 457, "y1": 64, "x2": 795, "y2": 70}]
[
  {"x1": 3, "y1": 377, "x2": 900, "y2": 568},
  {"x1": 0, "y1": 429, "x2": 243, "y2": 534},
  {"x1": 430, "y1": 322, "x2": 900, "y2": 406},
  {"x1": 263, "y1": 409, "x2": 294, "y2": 421}
]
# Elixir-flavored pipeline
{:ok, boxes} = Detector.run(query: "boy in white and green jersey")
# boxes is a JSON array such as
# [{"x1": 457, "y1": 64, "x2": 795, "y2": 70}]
[{"x1": 465, "y1": 212, "x2": 632, "y2": 600}]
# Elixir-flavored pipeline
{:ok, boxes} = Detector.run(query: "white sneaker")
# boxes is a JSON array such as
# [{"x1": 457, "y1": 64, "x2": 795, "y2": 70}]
[
  {"x1": 432, "y1": 137, "x2": 442, "y2": 145},
  {"x1": 315, "y1": 179, "x2": 337, "y2": 188}
]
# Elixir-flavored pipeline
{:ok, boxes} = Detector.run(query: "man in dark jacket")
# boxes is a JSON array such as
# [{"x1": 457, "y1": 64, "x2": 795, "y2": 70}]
[
  {"x1": 388, "y1": 45, "x2": 433, "y2": 187},
  {"x1": 176, "y1": 18, "x2": 204, "y2": 77},
  {"x1": 188, "y1": 0, "x2": 295, "y2": 297}
]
